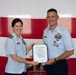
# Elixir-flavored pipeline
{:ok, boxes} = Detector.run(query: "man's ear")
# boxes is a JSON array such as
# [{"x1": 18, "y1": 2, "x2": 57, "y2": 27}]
[{"x1": 57, "y1": 15, "x2": 59, "y2": 20}]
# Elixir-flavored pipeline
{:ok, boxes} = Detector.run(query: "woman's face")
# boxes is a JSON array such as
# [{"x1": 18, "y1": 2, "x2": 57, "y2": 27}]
[{"x1": 12, "y1": 22, "x2": 23, "y2": 37}]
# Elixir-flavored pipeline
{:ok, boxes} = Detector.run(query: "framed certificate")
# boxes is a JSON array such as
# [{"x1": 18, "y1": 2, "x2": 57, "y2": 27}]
[{"x1": 33, "y1": 44, "x2": 48, "y2": 63}]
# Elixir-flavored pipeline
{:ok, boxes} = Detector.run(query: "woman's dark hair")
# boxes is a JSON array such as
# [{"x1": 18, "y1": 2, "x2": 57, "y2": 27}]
[{"x1": 12, "y1": 18, "x2": 23, "y2": 27}]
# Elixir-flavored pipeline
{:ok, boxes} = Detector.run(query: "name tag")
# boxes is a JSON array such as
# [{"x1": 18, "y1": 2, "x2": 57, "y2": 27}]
[
  {"x1": 17, "y1": 42, "x2": 20, "y2": 44},
  {"x1": 44, "y1": 36, "x2": 47, "y2": 38}
]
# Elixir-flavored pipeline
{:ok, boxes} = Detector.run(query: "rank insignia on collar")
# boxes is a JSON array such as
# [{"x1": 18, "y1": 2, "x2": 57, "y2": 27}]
[
  {"x1": 53, "y1": 41, "x2": 59, "y2": 47},
  {"x1": 8, "y1": 35, "x2": 13, "y2": 39}
]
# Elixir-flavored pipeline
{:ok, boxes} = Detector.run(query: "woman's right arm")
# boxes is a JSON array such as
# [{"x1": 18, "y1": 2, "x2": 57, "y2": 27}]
[{"x1": 11, "y1": 54, "x2": 38, "y2": 66}]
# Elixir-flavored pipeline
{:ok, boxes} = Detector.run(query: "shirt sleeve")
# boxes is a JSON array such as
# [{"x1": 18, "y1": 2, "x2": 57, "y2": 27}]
[
  {"x1": 63, "y1": 30, "x2": 74, "y2": 51},
  {"x1": 43, "y1": 28, "x2": 48, "y2": 44},
  {"x1": 5, "y1": 38, "x2": 16, "y2": 55},
  {"x1": 43, "y1": 31, "x2": 45, "y2": 43}
]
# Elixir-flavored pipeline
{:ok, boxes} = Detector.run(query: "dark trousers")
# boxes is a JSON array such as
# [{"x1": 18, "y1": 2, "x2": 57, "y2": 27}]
[
  {"x1": 5, "y1": 72, "x2": 27, "y2": 75},
  {"x1": 45, "y1": 60, "x2": 68, "y2": 75}
]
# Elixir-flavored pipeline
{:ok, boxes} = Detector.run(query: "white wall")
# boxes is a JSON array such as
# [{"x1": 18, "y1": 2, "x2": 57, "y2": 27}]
[{"x1": 0, "y1": 0, "x2": 76, "y2": 18}]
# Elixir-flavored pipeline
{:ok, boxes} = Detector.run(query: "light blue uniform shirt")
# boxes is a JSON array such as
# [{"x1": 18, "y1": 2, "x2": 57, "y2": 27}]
[
  {"x1": 5, "y1": 32, "x2": 26, "y2": 74},
  {"x1": 43, "y1": 26, "x2": 74, "y2": 59}
]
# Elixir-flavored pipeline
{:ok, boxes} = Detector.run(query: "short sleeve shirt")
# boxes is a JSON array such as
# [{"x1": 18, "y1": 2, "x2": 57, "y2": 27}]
[
  {"x1": 43, "y1": 26, "x2": 74, "y2": 59},
  {"x1": 5, "y1": 32, "x2": 27, "y2": 74}
]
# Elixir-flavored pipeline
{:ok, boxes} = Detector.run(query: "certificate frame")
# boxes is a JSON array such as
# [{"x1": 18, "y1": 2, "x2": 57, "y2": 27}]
[{"x1": 33, "y1": 44, "x2": 48, "y2": 63}]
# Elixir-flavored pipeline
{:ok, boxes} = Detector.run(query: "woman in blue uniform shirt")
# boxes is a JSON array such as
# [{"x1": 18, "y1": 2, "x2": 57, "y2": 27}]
[{"x1": 5, "y1": 18, "x2": 38, "y2": 75}]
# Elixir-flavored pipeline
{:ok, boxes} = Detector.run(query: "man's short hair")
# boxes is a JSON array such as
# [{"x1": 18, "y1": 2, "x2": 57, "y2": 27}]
[{"x1": 47, "y1": 8, "x2": 58, "y2": 14}]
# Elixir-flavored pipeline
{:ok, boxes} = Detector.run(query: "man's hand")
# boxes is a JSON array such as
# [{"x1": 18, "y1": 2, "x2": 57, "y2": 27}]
[{"x1": 46, "y1": 59, "x2": 55, "y2": 65}]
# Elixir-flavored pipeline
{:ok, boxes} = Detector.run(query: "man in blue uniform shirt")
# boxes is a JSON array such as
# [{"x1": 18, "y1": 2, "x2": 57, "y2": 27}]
[{"x1": 43, "y1": 8, "x2": 74, "y2": 75}]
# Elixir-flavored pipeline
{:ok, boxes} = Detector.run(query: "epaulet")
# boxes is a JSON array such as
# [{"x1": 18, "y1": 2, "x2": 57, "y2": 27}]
[
  {"x1": 8, "y1": 35, "x2": 13, "y2": 39},
  {"x1": 22, "y1": 38, "x2": 26, "y2": 44}
]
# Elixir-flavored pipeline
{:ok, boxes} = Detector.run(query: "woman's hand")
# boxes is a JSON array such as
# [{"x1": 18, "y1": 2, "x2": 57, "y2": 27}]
[
  {"x1": 27, "y1": 43, "x2": 35, "y2": 53},
  {"x1": 30, "y1": 61, "x2": 39, "y2": 66}
]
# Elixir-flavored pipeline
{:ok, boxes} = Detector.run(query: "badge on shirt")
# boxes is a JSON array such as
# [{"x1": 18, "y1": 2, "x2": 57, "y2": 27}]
[
  {"x1": 54, "y1": 33, "x2": 62, "y2": 41},
  {"x1": 53, "y1": 33, "x2": 62, "y2": 47},
  {"x1": 53, "y1": 41, "x2": 59, "y2": 47}
]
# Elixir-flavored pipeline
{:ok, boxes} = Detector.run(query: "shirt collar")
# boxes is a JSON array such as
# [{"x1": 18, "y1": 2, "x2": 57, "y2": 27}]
[
  {"x1": 12, "y1": 32, "x2": 22, "y2": 40},
  {"x1": 48, "y1": 25, "x2": 59, "y2": 32}
]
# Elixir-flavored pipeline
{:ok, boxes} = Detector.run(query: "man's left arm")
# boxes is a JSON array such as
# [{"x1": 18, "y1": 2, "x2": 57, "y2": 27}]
[
  {"x1": 46, "y1": 50, "x2": 74, "y2": 65},
  {"x1": 56, "y1": 50, "x2": 74, "y2": 61}
]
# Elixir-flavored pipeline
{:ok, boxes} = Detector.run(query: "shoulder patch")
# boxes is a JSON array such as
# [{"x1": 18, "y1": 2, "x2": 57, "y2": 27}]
[{"x1": 8, "y1": 35, "x2": 13, "y2": 39}]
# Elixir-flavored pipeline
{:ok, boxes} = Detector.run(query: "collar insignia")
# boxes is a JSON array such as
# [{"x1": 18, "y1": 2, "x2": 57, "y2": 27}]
[{"x1": 8, "y1": 35, "x2": 13, "y2": 39}]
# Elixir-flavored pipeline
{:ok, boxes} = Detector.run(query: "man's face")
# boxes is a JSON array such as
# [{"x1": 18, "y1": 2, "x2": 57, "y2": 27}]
[{"x1": 46, "y1": 12, "x2": 59, "y2": 27}]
